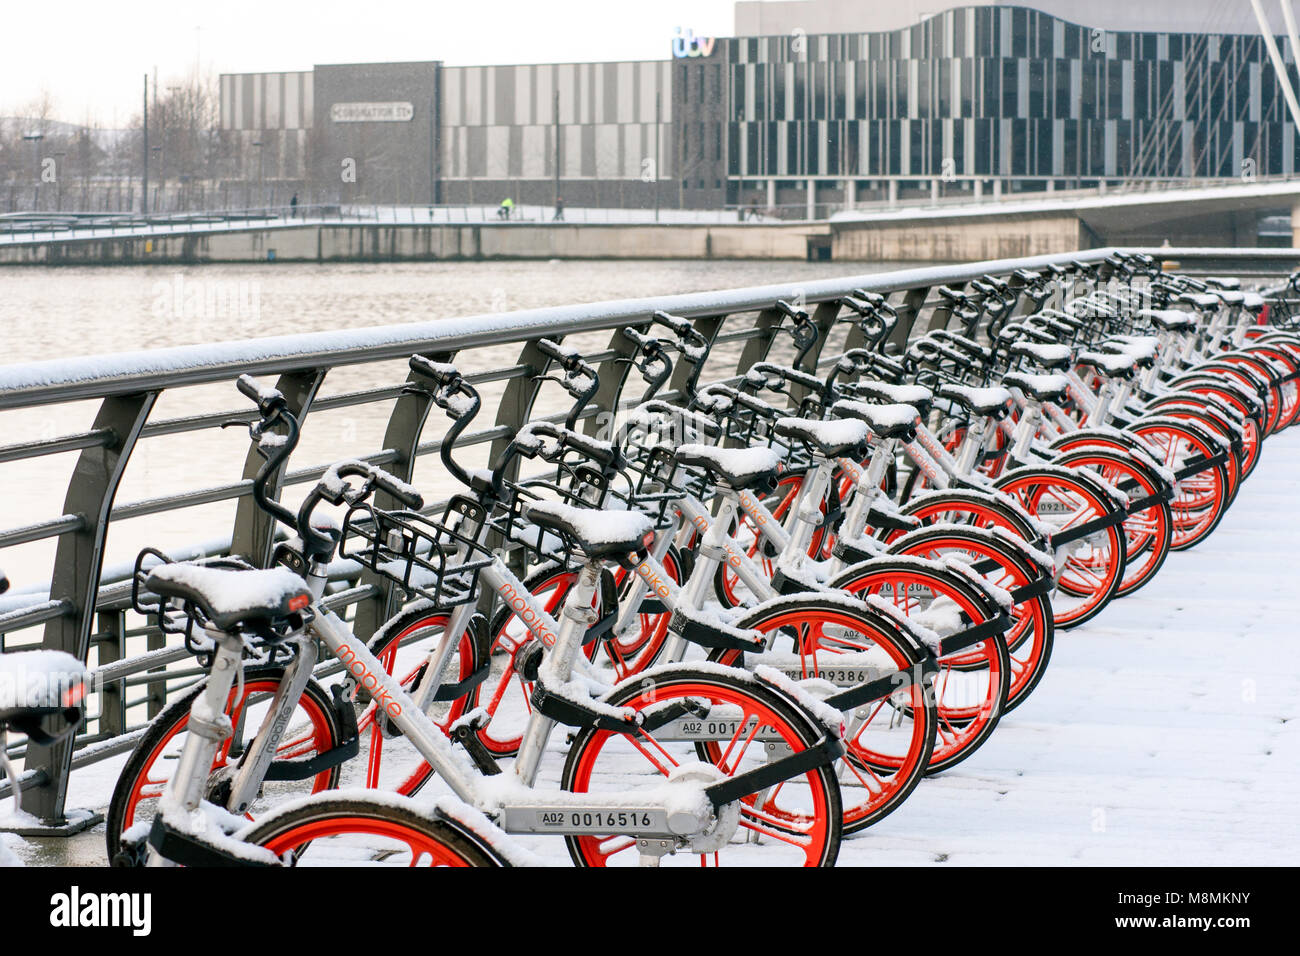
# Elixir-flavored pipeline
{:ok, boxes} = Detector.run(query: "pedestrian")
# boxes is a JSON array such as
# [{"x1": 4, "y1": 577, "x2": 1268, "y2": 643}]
[
  {"x1": 289, "y1": 193, "x2": 298, "y2": 218},
  {"x1": 553, "y1": 196, "x2": 565, "y2": 221},
  {"x1": 499, "y1": 196, "x2": 514, "y2": 220}
]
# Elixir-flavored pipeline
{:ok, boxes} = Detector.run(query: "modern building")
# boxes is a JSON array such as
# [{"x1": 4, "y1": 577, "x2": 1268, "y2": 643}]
[{"x1": 219, "y1": 2, "x2": 1300, "y2": 210}]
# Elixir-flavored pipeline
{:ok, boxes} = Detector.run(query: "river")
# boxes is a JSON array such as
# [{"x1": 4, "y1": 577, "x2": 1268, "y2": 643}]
[{"x1": 0, "y1": 258, "x2": 900, "y2": 603}]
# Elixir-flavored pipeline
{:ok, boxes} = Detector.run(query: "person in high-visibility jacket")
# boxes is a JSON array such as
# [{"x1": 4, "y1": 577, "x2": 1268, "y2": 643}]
[{"x1": 498, "y1": 197, "x2": 514, "y2": 220}]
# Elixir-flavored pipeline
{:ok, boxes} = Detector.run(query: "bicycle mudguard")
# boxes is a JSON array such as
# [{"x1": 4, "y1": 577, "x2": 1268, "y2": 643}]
[
  {"x1": 529, "y1": 676, "x2": 641, "y2": 733},
  {"x1": 935, "y1": 613, "x2": 1013, "y2": 658},
  {"x1": 702, "y1": 733, "x2": 844, "y2": 810},
  {"x1": 665, "y1": 604, "x2": 766, "y2": 653},
  {"x1": 147, "y1": 816, "x2": 279, "y2": 867},
  {"x1": 822, "y1": 659, "x2": 938, "y2": 711}
]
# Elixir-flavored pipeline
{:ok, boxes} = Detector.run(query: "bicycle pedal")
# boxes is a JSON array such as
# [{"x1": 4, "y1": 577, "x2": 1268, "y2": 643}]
[{"x1": 450, "y1": 708, "x2": 502, "y2": 776}]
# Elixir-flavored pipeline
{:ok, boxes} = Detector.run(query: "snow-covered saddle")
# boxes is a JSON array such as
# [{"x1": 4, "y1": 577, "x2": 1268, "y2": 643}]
[{"x1": 145, "y1": 563, "x2": 312, "y2": 632}]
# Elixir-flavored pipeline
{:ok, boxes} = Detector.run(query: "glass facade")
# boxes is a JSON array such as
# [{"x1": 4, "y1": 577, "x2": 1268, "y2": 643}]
[{"x1": 721, "y1": 5, "x2": 1300, "y2": 181}]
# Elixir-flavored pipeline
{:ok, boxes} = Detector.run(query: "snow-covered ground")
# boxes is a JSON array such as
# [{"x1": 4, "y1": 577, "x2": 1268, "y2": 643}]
[{"x1": 5, "y1": 426, "x2": 1298, "y2": 866}]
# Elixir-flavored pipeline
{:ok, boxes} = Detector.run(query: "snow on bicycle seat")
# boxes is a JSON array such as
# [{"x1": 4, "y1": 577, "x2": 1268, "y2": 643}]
[
  {"x1": 521, "y1": 500, "x2": 654, "y2": 563},
  {"x1": 774, "y1": 416, "x2": 870, "y2": 458},
  {"x1": 1213, "y1": 290, "x2": 1247, "y2": 306},
  {"x1": 1103, "y1": 336, "x2": 1160, "y2": 365},
  {"x1": 935, "y1": 384, "x2": 1013, "y2": 419},
  {"x1": 1074, "y1": 350, "x2": 1138, "y2": 380},
  {"x1": 673, "y1": 443, "x2": 782, "y2": 491},
  {"x1": 1204, "y1": 276, "x2": 1242, "y2": 290},
  {"x1": 831, "y1": 399, "x2": 918, "y2": 440},
  {"x1": 145, "y1": 563, "x2": 312, "y2": 632},
  {"x1": 1138, "y1": 309, "x2": 1195, "y2": 332},
  {"x1": 852, "y1": 382, "x2": 934, "y2": 418},
  {"x1": 1002, "y1": 372, "x2": 1070, "y2": 403},
  {"x1": 1241, "y1": 292, "x2": 1266, "y2": 312},
  {"x1": 1180, "y1": 292, "x2": 1223, "y2": 310},
  {"x1": 0, "y1": 650, "x2": 89, "y2": 730},
  {"x1": 1010, "y1": 341, "x2": 1071, "y2": 371}
]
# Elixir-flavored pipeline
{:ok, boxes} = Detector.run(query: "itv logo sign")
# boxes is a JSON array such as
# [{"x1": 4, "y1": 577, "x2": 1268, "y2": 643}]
[{"x1": 672, "y1": 27, "x2": 716, "y2": 58}]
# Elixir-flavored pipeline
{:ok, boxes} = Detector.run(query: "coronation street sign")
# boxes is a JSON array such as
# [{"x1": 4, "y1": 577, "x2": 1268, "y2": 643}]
[{"x1": 330, "y1": 101, "x2": 415, "y2": 123}]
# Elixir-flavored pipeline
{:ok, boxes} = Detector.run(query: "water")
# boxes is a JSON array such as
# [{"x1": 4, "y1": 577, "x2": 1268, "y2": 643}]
[{"x1": 0, "y1": 259, "x2": 898, "y2": 606}]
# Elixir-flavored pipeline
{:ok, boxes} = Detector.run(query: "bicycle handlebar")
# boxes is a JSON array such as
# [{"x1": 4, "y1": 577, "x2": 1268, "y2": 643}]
[
  {"x1": 232, "y1": 375, "x2": 423, "y2": 562},
  {"x1": 536, "y1": 338, "x2": 600, "y2": 429}
]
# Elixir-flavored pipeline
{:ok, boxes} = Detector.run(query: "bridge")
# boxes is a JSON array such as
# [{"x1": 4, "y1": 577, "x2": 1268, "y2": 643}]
[
  {"x1": 4, "y1": 178, "x2": 1300, "y2": 264},
  {"x1": 0, "y1": 244, "x2": 1295, "y2": 842}
]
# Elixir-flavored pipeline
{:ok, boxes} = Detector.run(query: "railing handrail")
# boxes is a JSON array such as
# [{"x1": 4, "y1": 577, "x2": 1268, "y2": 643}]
[
  {"x1": 0, "y1": 247, "x2": 1146, "y2": 409},
  {"x1": 6, "y1": 244, "x2": 1297, "y2": 411}
]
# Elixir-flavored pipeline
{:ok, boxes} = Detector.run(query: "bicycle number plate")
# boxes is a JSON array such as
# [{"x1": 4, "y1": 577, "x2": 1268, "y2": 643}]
[
  {"x1": 650, "y1": 715, "x2": 787, "y2": 742},
  {"x1": 501, "y1": 805, "x2": 674, "y2": 837},
  {"x1": 773, "y1": 665, "x2": 884, "y2": 685}
]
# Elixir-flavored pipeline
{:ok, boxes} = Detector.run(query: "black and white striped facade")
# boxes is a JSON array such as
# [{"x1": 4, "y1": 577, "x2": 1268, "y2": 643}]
[
  {"x1": 726, "y1": 4, "x2": 1300, "y2": 184},
  {"x1": 218, "y1": 4, "x2": 1300, "y2": 207}
]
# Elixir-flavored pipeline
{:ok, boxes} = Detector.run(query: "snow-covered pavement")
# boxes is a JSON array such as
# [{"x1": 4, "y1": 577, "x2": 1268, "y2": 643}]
[
  {"x1": 5, "y1": 427, "x2": 1298, "y2": 866},
  {"x1": 833, "y1": 427, "x2": 1300, "y2": 866}
]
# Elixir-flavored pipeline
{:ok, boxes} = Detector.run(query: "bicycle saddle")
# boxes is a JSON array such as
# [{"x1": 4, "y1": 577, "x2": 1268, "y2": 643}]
[
  {"x1": 773, "y1": 416, "x2": 870, "y2": 458},
  {"x1": 1002, "y1": 372, "x2": 1070, "y2": 404},
  {"x1": 851, "y1": 382, "x2": 934, "y2": 418},
  {"x1": 673, "y1": 443, "x2": 782, "y2": 492},
  {"x1": 1075, "y1": 350, "x2": 1138, "y2": 380},
  {"x1": 831, "y1": 399, "x2": 918, "y2": 441},
  {"x1": 1010, "y1": 341, "x2": 1072, "y2": 372},
  {"x1": 936, "y1": 384, "x2": 1013, "y2": 419},
  {"x1": 1137, "y1": 309, "x2": 1195, "y2": 332},
  {"x1": 0, "y1": 650, "x2": 88, "y2": 743},
  {"x1": 145, "y1": 563, "x2": 312, "y2": 632},
  {"x1": 522, "y1": 500, "x2": 654, "y2": 565}
]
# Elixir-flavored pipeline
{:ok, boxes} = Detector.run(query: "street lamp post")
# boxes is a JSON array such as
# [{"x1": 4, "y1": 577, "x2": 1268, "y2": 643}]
[
  {"x1": 21, "y1": 132, "x2": 44, "y2": 211},
  {"x1": 252, "y1": 141, "x2": 265, "y2": 212},
  {"x1": 52, "y1": 151, "x2": 66, "y2": 211},
  {"x1": 150, "y1": 146, "x2": 162, "y2": 213}
]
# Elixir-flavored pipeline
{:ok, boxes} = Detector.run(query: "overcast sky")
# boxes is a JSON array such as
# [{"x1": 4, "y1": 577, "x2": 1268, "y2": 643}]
[{"x1": 1, "y1": 0, "x2": 738, "y2": 126}]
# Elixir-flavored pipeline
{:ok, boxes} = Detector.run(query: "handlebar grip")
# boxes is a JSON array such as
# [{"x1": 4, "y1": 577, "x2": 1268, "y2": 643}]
[
  {"x1": 237, "y1": 374, "x2": 286, "y2": 415},
  {"x1": 652, "y1": 310, "x2": 692, "y2": 337},
  {"x1": 372, "y1": 471, "x2": 425, "y2": 511},
  {"x1": 536, "y1": 338, "x2": 572, "y2": 364},
  {"x1": 775, "y1": 299, "x2": 808, "y2": 320},
  {"x1": 237, "y1": 374, "x2": 263, "y2": 403},
  {"x1": 409, "y1": 354, "x2": 460, "y2": 387}
]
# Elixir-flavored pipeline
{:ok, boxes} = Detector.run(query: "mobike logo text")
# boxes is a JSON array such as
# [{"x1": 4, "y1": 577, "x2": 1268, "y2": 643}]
[
  {"x1": 736, "y1": 491, "x2": 769, "y2": 527},
  {"x1": 906, "y1": 442, "x2": 943, "y2": 485},
  {"x1": 690, "y1": 512, "x2": 710, "y2": 534},
  {"x1": 338, "y1": 643, "x2": 402, "y2": 719},
  {"x1": 498, "y1": 580, "x2": 558, "y2": 647},
  {"x1": 634, "y1": 559, "x2": 675, "y2": 602},
  {"x1": 837, "y1": 458, "x2": 863, "y2": 483},
  {"x1": 50, "y1": 887, "x2": 151, "y2": 936}
]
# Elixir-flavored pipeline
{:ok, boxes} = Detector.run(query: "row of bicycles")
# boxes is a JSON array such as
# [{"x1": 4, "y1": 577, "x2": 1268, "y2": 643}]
[{"x1": 3, "y1": 252, "x2": 1298, "y2": 866}]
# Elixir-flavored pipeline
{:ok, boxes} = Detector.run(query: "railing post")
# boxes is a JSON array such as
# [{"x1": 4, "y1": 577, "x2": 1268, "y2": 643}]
[
  {"x1": 735, "y1": 307, "x2": 785, "y2": 378},
  {"x1": 19, "y1": 390, "x2": 156, "y2": 832},
  {"x1": 350, "y1": 354, "x2": 448, "y2": 643},
  {"x1": 230, "y1": 369, "x2": 326, "y2": 568},
  {"x1": 887, "y1": 286, "x2": 932, "y2": 352},
  {"x1": 94, "y1": 609, "x2": 127, "y2": 740}
]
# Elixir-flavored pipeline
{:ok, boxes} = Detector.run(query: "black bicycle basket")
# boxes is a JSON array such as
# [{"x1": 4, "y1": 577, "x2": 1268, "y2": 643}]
[{"x1": 340, "y1": 501, "x2": 495, "y2": 609}]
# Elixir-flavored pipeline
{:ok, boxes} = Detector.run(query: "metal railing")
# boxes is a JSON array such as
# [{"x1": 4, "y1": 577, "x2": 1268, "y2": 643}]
[{"x1": 0, "y1": 244, "x2": 1294, "y2": 827}]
